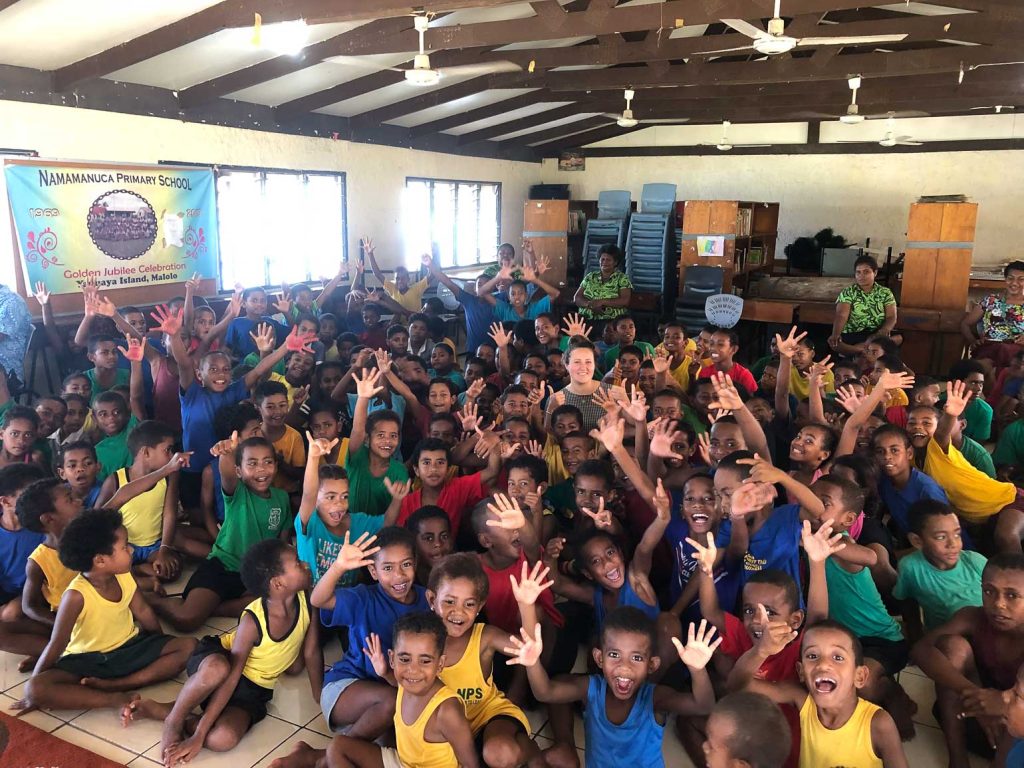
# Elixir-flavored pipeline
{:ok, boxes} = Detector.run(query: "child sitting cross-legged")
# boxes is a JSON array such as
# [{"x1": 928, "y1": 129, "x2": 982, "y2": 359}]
[
  {"x1": 0, "y1": 464, "x2": 47, "y2": 620},
  {"x1": 507, "y1": 561, "x2": 723, "y2": 768},
  {"x1": 734, "y1": 620, "x2": 908, "y2": 767},
  {"x1": 16, "y1": 508, "x2": 195, "y2": 714},
  {"x1": 123, "y1": 539, "x2": 319, "y2": 766}
]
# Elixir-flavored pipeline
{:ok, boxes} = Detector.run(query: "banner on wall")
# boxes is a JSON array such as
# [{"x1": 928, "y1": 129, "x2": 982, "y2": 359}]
[{"x1": 4, "y1": 160, "x2": 219, "y2": 294}]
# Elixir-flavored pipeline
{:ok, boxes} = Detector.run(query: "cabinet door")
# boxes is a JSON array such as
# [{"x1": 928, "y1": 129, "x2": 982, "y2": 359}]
[{"x1": 524, "y1": 200, "x2": 569, "y2": 232}]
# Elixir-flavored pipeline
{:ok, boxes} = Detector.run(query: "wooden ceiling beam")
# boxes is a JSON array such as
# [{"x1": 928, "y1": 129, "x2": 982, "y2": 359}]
[
  {"x1": 0, "y1": 1, "x2": 24, "y2": 11},
  {"x1": 407, "y1": 89, "x2": 549, "y2": 137}
]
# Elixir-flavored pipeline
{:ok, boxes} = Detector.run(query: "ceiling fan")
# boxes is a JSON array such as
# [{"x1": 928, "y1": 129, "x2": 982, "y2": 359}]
[
  {"x1": 799, "y1": 76, "x2": 929, "y2": 124},
  {"x1": 700, "y1": 121, "x2": 770, "y2": 151},
  {"x1": 324, "y1": 15, "x2": 521, "y2": 86},
  {"x1": 697, "y1": 0, "x2": 908, "y2": 57},
  {"x1": 599, "y1": 90, "x2": 691, "y2": 128},
  {"x1": 970, "y1": 105, "x2": 1014, "y2": 113},
  {"x1": 839, "y1": 116, "x2": 923, "y2": 147}
]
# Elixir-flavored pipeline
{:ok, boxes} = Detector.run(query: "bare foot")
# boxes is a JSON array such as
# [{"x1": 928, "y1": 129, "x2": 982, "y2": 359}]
[
  {"x1": 18, "y1": 656, "x2": 37, "y2": 672},
  {"x1": 160, "y1": 717, "x2": 185, "y2": 766},
  {"x1": 80, "y1": 676, "x2": 126, "y2": 691},
  {"x1": 269, "y1": 740, "x2": 326, "y2": 768},
  {"x1": 121, "y1": 695, "x2": 173, "y2": 727}
]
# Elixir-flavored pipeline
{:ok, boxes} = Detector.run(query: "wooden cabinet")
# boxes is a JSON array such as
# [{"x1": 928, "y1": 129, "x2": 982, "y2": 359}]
[{"x1": 523, "y1": 199, "x2": 569, "y2": 288}]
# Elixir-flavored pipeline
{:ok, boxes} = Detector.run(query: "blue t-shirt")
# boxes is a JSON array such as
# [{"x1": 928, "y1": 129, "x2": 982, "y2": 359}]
[
  {"x1": 84, "y1": 482, "x2": 103, "y2": 509},
  {"x1": 593, "y1": 579, "x2": 659, "y2": 632},
  {"x1": 428, "y1": 369, "x2": 467, "y2": 393},
  {"x1": 493, "y1": 296, "x2": 551, "y2": 323},
  {"x1": 584, "y1": 675, "x2": 664, "y2": 768},
  {"x1": 295, "y1": 511, "x2": 382, "y2": 585},
  {"x1": 0, "y1": 526, "x2": 46, "y2": 594},
  {"x1": 180, "y1": 378, "x2": 250, "y2": 474},
  {"x1": 224, "y1": 316, "x2": 288, "y2": 359},
  {"x1": 717, "y1": 503, "x2": 803, "y2": 594},
  {"x1": 1007, "y1": 740, "x2": 1024, "y2": 766},
  {"x1": 321, "y1": 582, "x2": 429, "y2": 684},
  {"x1": 457, "y1": 287, "x2": 496, "y2": 356},
  {"x1": 879, "y1": 469, "x2": 950, "y2": 537}
]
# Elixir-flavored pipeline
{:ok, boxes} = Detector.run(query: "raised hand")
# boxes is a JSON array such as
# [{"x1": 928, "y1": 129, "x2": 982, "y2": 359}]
[
  {"x1": 834, "y1": 385, "x2": 863, "y2": 415},
  {"x1": 526, "y1": 383, "x2": 547, "y2": 412},
  {"x1": 499, "y1": 440, "x2": 522, "y2": 461},
  {"x1": 589, "y1": 417, "x2": 625, "y2": 453},
  {"x1": 117, "y1": 334, "x2": 147, "y2": 363},
  {"x1": 210, "y1": 430, "x2": 240, "y2": 458},
  {"x1": 465, "y1": 377, "x2": 486, "y2": 403},
  {"x1": 523, "y1": 439, "x2": 544, "y2": 459},
  {"x1": 353, "y1": 367, "x2": 384, "y2": 400},
  {"x1": 486, "y1": 493, "x2": 528, "y2": 531},
  {"x1": 361, "y1": 236, "x2": 375, "y2": 257},
  {"x1": 684, "y1": 531, "x2": 716, "y2": 576},
  {"x1": 652, "y1": 478, "x2": 670, "y2": 522},
  {"x1": 162, "y1": 451, "x2": 192, "y2": 474},
  {"x1": 695, "y1": 431, "x2": 713, "y2": 466},
  {"x1": 534, "y1": 254, "x2": 551, "y2": 276},
  {"x1": 807, "y1": 356, "x2": 833, "y2": 384},
  {"x1": 752, "y1": 604, "x2": 799, "y2": 656},
  {"x1": 544, "y1": 536, "x2": 565, "y2": 565},
  {"x1": 474, "y1": 427, "x2": 502, "y2": 458},
  {"x1": 306, "y1": 432, "x2": 339, "y2": 459},
  {"x1": 362, "y1": 632, "x2": 389, "y2": 678},
  {"x1": 672, "y1": 619, "x2": 722, "y2": 671},
  {"x1": 509, "y1": 559, "x2": 554, "y2": 606},
  {"x1": 272, "y1": 294, "x2": 292, "y2": 315},
  {"x1": 458, "y1": 401, "x2": 480, "y2": 433},
  {"x1": 521, "y1": 263, "x2": 538, "y2": 283},
  {"x1": 736, "y1": 453, "x2": 786, "y2": 486},
  {"x1": 649, "y1": 418, "x2": 687, "y2": 461},
  {"x1": 591, "y1": 386, "x2": 621, "y2": 418},
  {"x1": 729, "y1": 481, "x2": 777, "y2": 518},
  {"x1": 224, "y1": 290, "x2": 243, "y2": 319},
  {"x1": 801, "y1": 518, "x2": 846, "y2": 563},
  {"x1": 877, "y1": 369, "x2": 915, "y2": 393},
  {"x1": 581, "y1": 496, "x2": 613, "y2": 530},
  {"x1": 250, "y1": 322, "x2": 276, "y2": 355},
  {"x1": 94, "y1": 294, "x2": 117, "y2": 318},
  {"x1": 708, "y1": 372, "x2": 743, "y2": 412},
  {"x1": 184, "y1": 272, "x2": 202, "y2": 292},
  {"x1": 293, "y1": 384, "x2": 310, "y2": 408},
  {"x1": 333, "y1": 531, "x2": 381, "y2": 573},
  {"x1": 944, "y1": 379, "x2": 973, "y2": 418},
  {"x1": 652, "y1": 348, "x2": 671, "y2": 374},
  {"x1": 561, "y1": 312, "x2": 592, "y2": 339},
  {"x1": 504, "y1": 624, "x2": 543, "y2": 668},
  {"x1": 284, "y1": 326, "x2": 316, "y2": 353},
  {"x1": 383, "y1": 477, "x2": 412, "y2": 502},
  {"x1": 32, "y1": 281, "x2": 50, "y2": 305},
  {"x1": 374, "y1": 348, "x2": 393, "y2": 374},
  {"x1": 774, "y1": 326, "x2": 807, "y2": 360},
  {"x1": 489, "y1": 322, "x2": 512, "y2": 348},
  {"x1": 150, "y1": 304, "x2": 183, "y2": 336},
  {"x1": 623, "y1": 388, "x2": 648, "y2": 423},
  {"x1": 420, "y1": 252, "x2": 434, "y2": 270}
]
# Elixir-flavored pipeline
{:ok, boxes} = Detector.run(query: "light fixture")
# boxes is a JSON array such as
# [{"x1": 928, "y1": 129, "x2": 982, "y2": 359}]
[
  {"x1": 839, "y1": 75, "x2": 865, "y2": 124},
  {"x1": 405, "y1": 66, "x2": 441, "y2": 86},
  {"x1": 262, "y1": 19, "x2": 309, "y2": 55}
]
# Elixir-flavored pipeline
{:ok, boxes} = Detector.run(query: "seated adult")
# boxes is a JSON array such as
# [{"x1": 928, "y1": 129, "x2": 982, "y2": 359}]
[
  {"x1": 962, "y1": 260, "x2": 1024, "y2": 370},
  {"x1": 573, "y1": 244, "x2": 633, "y2": 321},
  {"x1": 828, "y1": 254, "x2": 898, "y2": 356}
]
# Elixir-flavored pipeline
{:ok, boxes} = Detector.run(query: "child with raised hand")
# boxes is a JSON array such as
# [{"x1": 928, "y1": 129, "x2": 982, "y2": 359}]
[
  {"x1": 199, "y1": 402, "x2": 264, "y2": 545},
  {"x1": 224, "y1": 287, "x2": 288, "y2": 360},
  {"x1": 311, "y1": 526, "x2": 429, "y2": 739},
  {"x1": 296, "y1": 432, "x2": 404, "y2": 586},
  {"x1": 733, "y1": 620, "x2": 908, "y2": 768},
  {"x1": 94, "y1": 420, "x2": 191, "y2": 588},
  {"x1": 912, "y1": 554, "x2": 1024, "y2": 766},
  {"x1": 508, "y1": 565, "x2": 723, "y2": 768},
  {"x1": 702, "y1": 691, "x2": 792, "y2": 768},
  {"x1": 124, "y1": 539, "x2": 319, "y2": 767},
  {"x1": 16, "y1": 508, "x2": 195, "y2": 715},
  {"x1": 149, "y1": 433, "x2": 291, "y2": 632}
]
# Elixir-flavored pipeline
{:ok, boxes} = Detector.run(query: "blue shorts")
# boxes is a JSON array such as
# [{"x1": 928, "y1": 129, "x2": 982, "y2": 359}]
[
  {"x1": 131, "y1": 540, "x2": 162, "y2": 564},
  {"x1": 320, "y1": 676, "x2": 360, "y2": 733}
]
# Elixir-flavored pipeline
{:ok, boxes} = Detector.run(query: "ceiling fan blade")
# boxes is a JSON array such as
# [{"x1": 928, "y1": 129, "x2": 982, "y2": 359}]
[
  {"x1": 437, "y1": 60, "x2": 522, "y2": 77},
  {"x1": 793, "y1": 111, "x2": 843, "y2": 119},
  {"x1": 600, "y1": 112, "x2": 624, "y2": 120},
  {"x1": 323, "y1": 55, "x2": 404, "y2": 72},
  {"x1": 733, "y1": 143, "x2": 772, "y2": 147},
  {"x1": 639, "y1": 118, "x2": 691, "y2": 124},
  {"x1": 895, "y1": 140, "x2": 923, "y2": 146},
  {"x1": 865, "y1": 110, "x2": 930, "y2": 119},
  {"x1": 796, "y1": 34, "x2": 907, "y2": 46},
  {"x1": 693, "y1": 45, "x2": 756, "y2": 55},
  {"x1": 721, "y1": 18, "x2": 766, "y2": 40}
]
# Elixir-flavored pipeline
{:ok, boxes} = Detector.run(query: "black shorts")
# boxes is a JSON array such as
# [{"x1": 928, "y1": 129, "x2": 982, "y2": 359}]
[
  {"x1": 55, "y1": 632, "x2": 173, "y2": 679},
  {"x1": 187, "y1": 636, "x2": 272, "y2": 725},
  {"x1": 840, "y1": 330, "x2": 878, "y2": 346},
  {"x1": 179, "y1": 470, "x2": 203, "y2": 511},
  {"x1": 473, "y1": 714, "x2": 526, "y2": 755},
  {"x1": 861, "y1": 635, "x2": 909, "y2": 678},
  {"x1": 183, "y1": 556, "x2": 246, "y2": 602}
]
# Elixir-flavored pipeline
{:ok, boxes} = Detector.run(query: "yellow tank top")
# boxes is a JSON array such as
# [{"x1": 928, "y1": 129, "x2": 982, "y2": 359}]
[
  {"x1": 28, "y1": 544, "x2": 76, "y2": 611},
  {"x1": 114, "y1": 468, "x2": 165, "y2": 547},
  {"x1": 799, "y1": 695, "x2": 882, "y2": 768},
  {"x1": 63, "y1": 572, "x2": 139, "y2": 656},
  {"x1": 439, "y1": 623, "x2": 530, "y2": 734},
  {"x1": 395, "y1": 684, "x2": 460, "y2": 768},
  {"x1": 219, "y1": 596, "x2": 310, "y2": 689},
  {"x1": 923, "y1": 439, "x2": 1016, "y2": 522}
]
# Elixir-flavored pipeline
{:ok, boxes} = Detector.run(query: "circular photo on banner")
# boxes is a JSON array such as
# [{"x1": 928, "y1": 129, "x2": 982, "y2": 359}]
[{"x1": 87, "y1": 189, "x2": 158, "y2": 260}]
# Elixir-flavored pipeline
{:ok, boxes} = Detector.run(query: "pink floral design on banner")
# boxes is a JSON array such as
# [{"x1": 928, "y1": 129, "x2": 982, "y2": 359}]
[
  {"x1": 184, "y1": 225, "x2": 207, "y2": 260},
  {"x1": 25, "y1": 227, "x2": 63, "y2": 269}
]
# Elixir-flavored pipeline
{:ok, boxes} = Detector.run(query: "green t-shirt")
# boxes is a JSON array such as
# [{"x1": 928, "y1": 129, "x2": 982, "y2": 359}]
[
  {"x1": 602, "y1": 341, "x2": 656, "y2": 372},
  {"x1": 241, "y1": 352, "x2": 287, "y2": 375},
  {"x1": 961, "y1": 398, "x2": 993, "y2": 443},
  {"x1": 836, "y1": 284, "x2": 896, "y2": 334},
  {"x1": 542, "y1": 478, "x2": 576, "y2": 532},
  {"x1": 212, "y1": 482, "x2": 291, "y2": 572},
  {"x1": 344, "y1": 444, "x2": 409, "y2": 518},
  {"x1": 95, "y1": 414, "x2": 139, "y2": 482},
  {"x1": 993, "y1": 419, "x2": 1024, "y2": 468},
  {"x1": 892, "y1": 549, "x2": 986, "y2": 631},
  {"x1": 84, "y1": 367, "x2": 130, "y2": 402},
  {"x1": 825, "y1": 557, "x2": 903, "y2": 642},
  {"x1": 577, "y1": 270, "x2": 633, "y2": 321},
  {"x1": 959, "y1": 436, "x2": 996, "y2": 479}
]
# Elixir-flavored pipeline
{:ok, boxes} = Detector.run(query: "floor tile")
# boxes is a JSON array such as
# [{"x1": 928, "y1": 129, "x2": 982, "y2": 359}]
[
  {"x1": 321, "y1": 637, "x2": 343, "y2": 667},
  {"x1": 899, "y1": 670, "x2": 939, "y2": 729},
  {"x1": 252, "y1": 729, "x2": 333, "y2": 768},
  {"x1": 71, "y1": 679, "x2": 183, "y2": 755},
  {"x1": 4, "y1": 679, "x2": 86, "y2": 722},
  {"x1": 267, "y1": 673, "x2": 323, "y2": 726},
  {"x1": 202, "y1": 616, "x2": 241, "y2": 632},
  {"x1": 142, "y1": 712, "x2": 298, "y2": 767},
  {"x1": 50, "y1": 723, "x2": 138, "y2": 764},
  {"x1": 0, "y1": 692, "x2": 63, "y2": 732},
  {"x1": 127, "y1": 757, "x2": 163, "y2": 767},
  {"x1": 304, "y1": 712, "x2": 333, "y2": 738},
  {"x1": 0, "y1": 648, "x2": 33, "y2": 693}
]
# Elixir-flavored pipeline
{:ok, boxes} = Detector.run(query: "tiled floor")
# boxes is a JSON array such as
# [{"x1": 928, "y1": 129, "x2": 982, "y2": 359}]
[{"x1": 0, "y1": 565, "x2": 995, "y2": 767}]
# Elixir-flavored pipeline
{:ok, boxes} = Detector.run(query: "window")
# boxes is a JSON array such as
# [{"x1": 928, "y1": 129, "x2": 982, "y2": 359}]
[
  {"x1": 404, "y1": 177, "x2": 500, "y2": 268},
  {"x1": 215, "y1": 167, "x2": 346, "y2": 291}
]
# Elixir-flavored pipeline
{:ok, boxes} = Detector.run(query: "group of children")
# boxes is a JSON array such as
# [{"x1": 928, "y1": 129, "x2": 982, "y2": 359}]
[{"x1": 3, "y1": 250, "x2": 1024, "y2": 768}]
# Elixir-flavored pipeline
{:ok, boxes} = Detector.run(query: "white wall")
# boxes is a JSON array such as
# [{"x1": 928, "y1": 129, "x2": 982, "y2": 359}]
[
  {"x1": 540, "y1": 150, "x2": 1024, "y2": 267},
  {"x1": 0, "y1": 99, "x2": 540, "y2": 287}
]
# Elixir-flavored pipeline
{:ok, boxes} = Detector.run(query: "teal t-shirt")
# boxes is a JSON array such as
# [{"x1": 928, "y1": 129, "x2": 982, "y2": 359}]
[
  {"x1": 602, "y1": 341, "x2": 656, "y2": 372},
  {"x1": 959, "y1": 437, "x2": 996, "y2": 479},
  {"x1": 95, "y1": 414, "x2": 139, "y2": 482},
  {"x1": 893, "y1": 549, "x2": 987, "y2": 631},
  {"x1": 825, "y1": 557, "x2": 904, "y2": 642},
  {"x1": 295, "y1": 509, "x2": 382, "y2": 585},
  {"x1": 211, "y1": 482, "x2": 291, "y2": 572},
  {"x1": 344, "y1": 444, "x2": 409, "y2": 519},
  {"x1": 84, "y1": 367, "x2": 130, "y2": 402},
  {"x1": 993, "y1": 419, "x2": 1024, "y2": 468}
]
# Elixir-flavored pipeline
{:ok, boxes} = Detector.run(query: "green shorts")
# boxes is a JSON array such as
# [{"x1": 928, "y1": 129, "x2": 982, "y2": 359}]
[{"x1": 55, "y1": 632, "x2": 173, "y2": 679}]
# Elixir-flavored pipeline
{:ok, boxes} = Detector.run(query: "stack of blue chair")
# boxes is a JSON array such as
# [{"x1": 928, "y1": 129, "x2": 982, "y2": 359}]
[
  {"x1": 625, "y1": 183, "x2": 677, "y2": 296},
  {"x1": 582, "y1": 190, "x2": 630, "y2": 274}
]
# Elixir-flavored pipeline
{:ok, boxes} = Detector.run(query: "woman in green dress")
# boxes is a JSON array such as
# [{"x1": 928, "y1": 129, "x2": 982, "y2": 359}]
[
  {"x1": 827, "y1": 254, "x2": 898, "y2": 357},
  {"x1": 573, "y1": 245, "x2": 633, "y2": 321}
]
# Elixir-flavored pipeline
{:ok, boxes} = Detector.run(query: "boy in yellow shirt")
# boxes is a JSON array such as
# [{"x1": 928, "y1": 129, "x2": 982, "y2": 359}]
[{"x1": 16, "y1": 508, "x2": 194, "y2": 714}]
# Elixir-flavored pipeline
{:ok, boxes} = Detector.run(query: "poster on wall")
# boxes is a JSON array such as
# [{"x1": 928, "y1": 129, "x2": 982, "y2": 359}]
[{"x1": 4, "y1": 160, "x2": 219, "y2": 294}]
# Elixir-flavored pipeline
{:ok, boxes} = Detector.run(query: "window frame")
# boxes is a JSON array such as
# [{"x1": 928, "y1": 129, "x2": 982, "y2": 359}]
[
  {"x1": 160, "y1": 161, "x2": 348, "y2": 291},
  {"x1": 404, "y1": 176, "x2": 501, "y2": 269}
]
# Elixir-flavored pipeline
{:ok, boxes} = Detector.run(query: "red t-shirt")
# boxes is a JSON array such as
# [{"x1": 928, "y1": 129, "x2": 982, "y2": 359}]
[
  {"x1": 478, "y1": 550, "x2": 563, "y2": 634},
  {"x1": 885, "y1": 405, "x2": 908, "y2": 428},
  {"x1": 720, "y1": 611, "x2": 802, "y2": 683},
  {"x1": 397, "y1": 472, "x2": 487, "y2": 532},
  {"x1": 698, "y1": 362, "x2": 758, "y2": 398}
]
